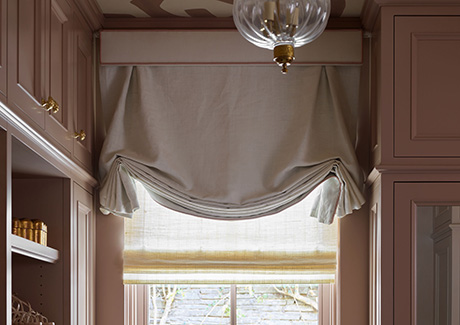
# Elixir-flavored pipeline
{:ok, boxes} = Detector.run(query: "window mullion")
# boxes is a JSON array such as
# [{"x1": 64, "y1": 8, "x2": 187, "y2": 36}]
[{"x1": 230, "y1": 284, "x2": 237, "y2": 325}]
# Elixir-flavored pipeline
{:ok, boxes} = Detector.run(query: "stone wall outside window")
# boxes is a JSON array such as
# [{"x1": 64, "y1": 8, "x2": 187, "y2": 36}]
[{"x1": 149, "y1": 284, "x2": 319, "y2": 325}]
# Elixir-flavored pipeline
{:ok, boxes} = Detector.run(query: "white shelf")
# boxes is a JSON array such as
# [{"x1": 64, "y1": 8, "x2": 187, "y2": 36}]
[{"x1": 10, "y1": 234, "x2": 59, "y2": 263}]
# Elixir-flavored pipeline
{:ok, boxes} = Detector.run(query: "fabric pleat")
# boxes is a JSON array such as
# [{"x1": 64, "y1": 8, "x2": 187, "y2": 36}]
[{"x1": 98, "y1": 65, "x2": 365, "y2": 225}]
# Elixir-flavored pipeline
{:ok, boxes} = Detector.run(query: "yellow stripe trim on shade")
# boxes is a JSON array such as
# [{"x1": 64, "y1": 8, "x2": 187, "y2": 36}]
[{"x1": 123, "y1": 272, "x2": 335, "y2": 285}]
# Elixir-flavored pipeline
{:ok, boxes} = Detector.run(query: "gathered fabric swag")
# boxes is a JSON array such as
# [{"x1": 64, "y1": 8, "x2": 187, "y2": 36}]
[{"x1": 99, "y1": 65, "x2": 365, "y2": 224}]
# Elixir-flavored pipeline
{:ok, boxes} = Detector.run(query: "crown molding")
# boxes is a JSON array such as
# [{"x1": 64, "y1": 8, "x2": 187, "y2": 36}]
[
  {"x1": 361, "y1": 0, "x2": 381, "y2": 31},
  {"x1": 361, "y1": 0, "x2": 460, "y2": 31},
  {"x1": 72, "y1": 0, "x2": 104, "y2": 31}
]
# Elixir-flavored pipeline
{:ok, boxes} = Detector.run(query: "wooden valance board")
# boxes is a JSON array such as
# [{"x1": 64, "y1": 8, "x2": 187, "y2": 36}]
[{"x1": 99, "y1": 29, "x2": 362, "y2": 66}]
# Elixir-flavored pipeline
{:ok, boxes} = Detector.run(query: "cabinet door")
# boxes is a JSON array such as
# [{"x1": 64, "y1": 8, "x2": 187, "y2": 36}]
[
  {"x1": 394, "y1": 16, "x2": 460, "y2": 157},
  {"x1": 74, "y1": 183, "x2": 94, "y2": 325},
  {"x1": 73, "y1": 19, "x2": 93, "y2": 172},
  {"x1": 44, "y1": 0, "x2": 73, "y2": 153},
  {"x1": 0, "y1": 0, "x2": 6, "y2": 102},
  {"x1": 394, "y1": 183, "x2": 460, "y2": 325},
  {"x1": 7, "y1": 0, "x2": 46, "y2": 128}
]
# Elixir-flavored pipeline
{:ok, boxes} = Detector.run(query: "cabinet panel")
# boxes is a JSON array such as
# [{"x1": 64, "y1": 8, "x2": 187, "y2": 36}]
[
  {"x1": 0, "y1": 0, "x2": 6, "y2": 102},
  {"x1": 0, "y1": 129, "x2": 10, "y2": 325},
  {"x1": 7, "y1": 0, "x2": 46, "y2": 128},
  {"x1": 74, "y1": 183, "x2": 94, "y2": 325},
  {"x1": 393, "y1": 183, "x2": 459, "y2": 325},
  {"x1": 45, "y1": 0, "x2": 73, "y2": 153},
  {"x1": 433, "y1": 237, "x2": 452, "y2": 325},
  {"x1": 394, "y1": 16, "x2": 460, "y2": 157},
  {"x1": 73, "y1": 20, "x2": 93, "y2": 172}
]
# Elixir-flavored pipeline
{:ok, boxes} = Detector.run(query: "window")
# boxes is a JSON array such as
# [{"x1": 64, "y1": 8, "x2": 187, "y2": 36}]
[
  {"x1": 125, "y1": 284, "x2": 335, "y2": 325},
  {"x1": 124, "y1": 181, "x2": 338, "y2": 324}
]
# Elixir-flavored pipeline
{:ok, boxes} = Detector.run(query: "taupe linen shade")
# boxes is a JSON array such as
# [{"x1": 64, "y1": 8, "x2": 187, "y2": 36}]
[{"x1": 98, "y1": 65, "x2": 364, "y2": 224}]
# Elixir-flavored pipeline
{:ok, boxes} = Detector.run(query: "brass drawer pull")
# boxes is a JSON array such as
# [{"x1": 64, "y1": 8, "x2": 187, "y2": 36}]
[
  {"x1": 73, "y1": 130, "x2": 86, "y2": 141},
  {"x1": 41, "y1": 96, "x2": 60, "y2": 114}
]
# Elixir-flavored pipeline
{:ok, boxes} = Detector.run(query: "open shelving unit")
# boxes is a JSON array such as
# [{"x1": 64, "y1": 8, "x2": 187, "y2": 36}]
[
  {"x1": 10, "y1": 136, "x2": 71, "y2": 325},
  {"x1": 10, "y1": 235, "x2": 59, "y2": 264}
]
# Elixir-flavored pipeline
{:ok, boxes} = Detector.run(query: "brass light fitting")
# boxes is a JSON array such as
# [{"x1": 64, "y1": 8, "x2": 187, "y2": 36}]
[
  {"x1": 273, "y1": 44, "x2": 295, "y2": 74},
  {"x1": 233, "y1": 0, "x2": 330, "y2": 74}
]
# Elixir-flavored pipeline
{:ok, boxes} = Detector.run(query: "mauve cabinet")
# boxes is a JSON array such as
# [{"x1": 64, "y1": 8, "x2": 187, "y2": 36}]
[
  {"x1": 7, "y1": 0, "x2": 48, "y2": 129},
  {"x1": 367, "y1": 5, "x2": 460, "y2": 325},
  {"x1": 74, "y1": 183, "x2": 95, "y2": 325},
  {"x1": 394, "y1": 16, "x2": 460, "y2": 158},
  {"x1": 6, "y1": 0, "x2": 93, "y2": 172},
  {"x1": 72, "y1": 15, "x2": 93, "y2": 170},
  {"x1": 45, "y1": 0, "x2": 74, "y2": 154},
  {"x1": 7, "y1": 0, "x2": 72, "y2": 149},
  {"x1": 0, "y1": 120, "x2": 96, "y2": 325},
  {"x1": 0, "y1": 0, "x2": 6, "y2": 103}
]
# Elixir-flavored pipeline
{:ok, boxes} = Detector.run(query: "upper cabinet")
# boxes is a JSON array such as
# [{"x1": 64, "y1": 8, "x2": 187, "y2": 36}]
[
  {"x1": 5, "y1": 0, "x2": 94, "y2": 173},
  {"x1": 371, "y1": 7, "x2": 460, "y2": 167},
  {"x1": 0, "y1": 0, "x2": 6, "y2": 103},
  {"x1": 45, "y1": 0, "x2": 74, "y2": 154},
  {"x1": 73, "y1": 15, "x2": 93, "y2": 170},
  {"x1": 394, "y1": 16, "x2": 460, "y2": 158},
  {"x1": 7, "y1": 0, "x2": 48, "y2": 129}
]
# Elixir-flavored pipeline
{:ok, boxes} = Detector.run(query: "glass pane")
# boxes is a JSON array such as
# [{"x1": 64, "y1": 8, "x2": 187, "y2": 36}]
[
  {"x1": 416, "y1": 206, "x2": 457, "y2": 325},
  {"x1": 148, "y1": 285, "x2": 231, "y2": 325},
  {"x1": 236, "y1": 284, "x2": 319, "y2": 324}
]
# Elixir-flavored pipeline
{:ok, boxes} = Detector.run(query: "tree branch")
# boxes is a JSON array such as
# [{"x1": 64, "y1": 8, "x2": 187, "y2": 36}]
[
  {"x1": 272, "y1": 285, "x2": 318, "y2": 311},
  {"x1": 159, "y1": 285, "x2": 177, "y2": 325}
]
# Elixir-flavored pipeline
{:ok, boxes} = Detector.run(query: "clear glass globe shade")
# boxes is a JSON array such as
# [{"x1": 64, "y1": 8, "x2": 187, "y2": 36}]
[{"x1": 233, "y1": 0, "x2": 331, "y2": 50}]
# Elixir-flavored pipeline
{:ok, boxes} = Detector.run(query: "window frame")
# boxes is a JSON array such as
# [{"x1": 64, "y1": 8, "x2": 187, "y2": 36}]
[{"x1": 124, "y1": 283, "x2": 336, "y2": 325}]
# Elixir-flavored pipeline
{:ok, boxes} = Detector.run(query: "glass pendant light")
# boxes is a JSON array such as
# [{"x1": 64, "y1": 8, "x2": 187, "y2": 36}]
[{"x1": 233, "y1": 0, "x2": 330, "y2": 73}]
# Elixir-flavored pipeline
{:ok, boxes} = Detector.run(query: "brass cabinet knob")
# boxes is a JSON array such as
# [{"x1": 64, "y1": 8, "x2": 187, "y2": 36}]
[
  {"x1": 41, "y1": 96, "x2": 60, "y2": 114},
  {"x1": 73, "y1": 130, "x2": 86, "y2": 141}
]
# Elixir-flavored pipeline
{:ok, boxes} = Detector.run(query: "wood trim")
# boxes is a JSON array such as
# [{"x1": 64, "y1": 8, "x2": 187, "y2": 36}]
[
  {"x1": 360, "y1": 0, "x2": 460, "y2": 31},
  {"x1": 369, "y1": 203, "x2": 379, "y2": 325},
  {"x1": 0, "y1": 127, "x2": 11, "y2": 325},
  {"x1": 337, "y1": 206, "x2": 370, "y2": 325},
  {"x1": 71, "y1": 0, "x2": 103, "y2": 31},
  {"x1": 450, "y1": 207, "x2": 460, "y2": 325},
  {"x1": 10, "y1": 234, "x2": 59, "y2": 263},
  {"x1": 230, "y1": 285, "x2": 237, "y2": 325},
  {"x1": 124, "y1": 284, "x2": 149, "y2": 325},
  {"x1": 74, "y1": 183, "x2": 95, "y2": 325},
  {"x1": 99, "y1": 29, "x2": 363, "y2": 66},
  {"x1": 375, "y1": 164, "x2": 460, "y2": 173},
  {"x1": 96, "y1": 211, "x2": 124, "y2": 325},
  {"x1": 0, "y1": 0, "x2": 6, "y2": 99},
  {"x1": 0, "y1": 101, "x2": 97, "y2": 189},
  {"x1": 101, "y1": 16, "x2": 361, "y2": 30},
  {"x1": 375, "y1": 0, "x2": 460, "y2": 4},
  {"x1": 361, "y1": 0, "x2": 381, "y2": 31},
  {"x1": 393, "y1": 182, "x2": 460, "y2": 325},
  {"x1": 319, "y1": 284, "x2": 336, "y2": 325}
]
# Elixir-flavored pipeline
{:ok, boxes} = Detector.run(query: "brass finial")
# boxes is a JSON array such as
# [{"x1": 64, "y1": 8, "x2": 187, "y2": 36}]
[{"x1": 273, "y1": 44, "x2": 295, "y2": 74}]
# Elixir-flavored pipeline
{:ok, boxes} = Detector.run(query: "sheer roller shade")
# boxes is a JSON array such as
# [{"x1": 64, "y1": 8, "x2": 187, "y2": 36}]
[
  {"x1": 124, "y1": 180, "x2": 338, "y2": 284},
  {"x1": 98, "y1": 66, "x2": 365, "y2": 225}
]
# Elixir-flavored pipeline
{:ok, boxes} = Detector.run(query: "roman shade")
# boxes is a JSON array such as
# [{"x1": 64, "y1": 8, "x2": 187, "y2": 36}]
[
  {"x1": 124, "y1": 180, "x2": 339, "y2": 284},
  {"x1": 98, "y1": 65, "x2": 364, "y2": 225}
]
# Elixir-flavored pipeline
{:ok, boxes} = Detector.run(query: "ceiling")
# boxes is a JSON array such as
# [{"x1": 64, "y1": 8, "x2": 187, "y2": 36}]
[{"x1": 96, "y1": 0, "x2": 366, "y2": 20}]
